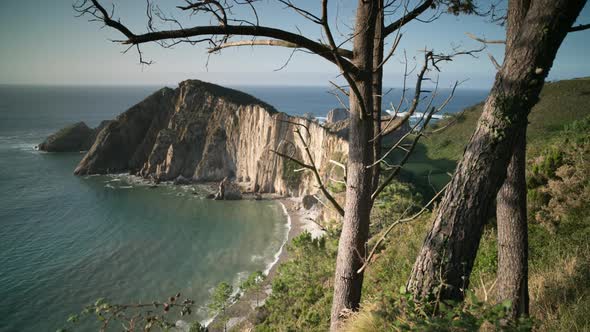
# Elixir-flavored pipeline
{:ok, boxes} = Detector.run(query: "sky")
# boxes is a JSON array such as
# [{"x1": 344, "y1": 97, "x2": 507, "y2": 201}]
[{"x1": 0, "y1": 0, "x2": 589, "y2": 89}]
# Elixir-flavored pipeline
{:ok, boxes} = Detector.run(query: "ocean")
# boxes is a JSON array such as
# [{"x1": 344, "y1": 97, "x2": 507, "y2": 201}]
[{"x1": 0, "y1": 84, "x2": 487, "y2": 331}]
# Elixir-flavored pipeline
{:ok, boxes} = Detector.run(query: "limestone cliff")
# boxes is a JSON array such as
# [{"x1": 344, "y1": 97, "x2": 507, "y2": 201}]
[{"x1": 74, "y1": 80, "x2": 349, "y2": 196}]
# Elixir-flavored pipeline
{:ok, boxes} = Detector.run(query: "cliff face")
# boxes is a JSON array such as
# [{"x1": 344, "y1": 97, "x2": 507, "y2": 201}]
[{"x1": 74, "y1": 80, "x2": 349, "y2": 196}]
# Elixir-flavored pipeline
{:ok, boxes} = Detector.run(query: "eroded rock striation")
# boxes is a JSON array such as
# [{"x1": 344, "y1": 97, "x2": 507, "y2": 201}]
[{"x1": 73, "y1": 80, "x2": 350, "y2": 196}]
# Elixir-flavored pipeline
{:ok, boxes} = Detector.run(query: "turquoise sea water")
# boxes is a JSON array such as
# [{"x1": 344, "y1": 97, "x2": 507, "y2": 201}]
[
  {"x1": 0, "y1": 86, "x2": 290, "y2": 331},
  {"x1": 0, "y1": 84, "x2": 487, "y2": 331}
]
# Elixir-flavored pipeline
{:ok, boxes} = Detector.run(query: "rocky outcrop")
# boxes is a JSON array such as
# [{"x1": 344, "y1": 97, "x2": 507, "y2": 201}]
[
  {"x1": 214, "y1": 177, "x2": 243, "y2": 200},
  {"x1": 326, "y1": 108, "x2": 349, "y2": 123},
  {"x1": 38, "y1": 120, "x2": 112, "y2": 152},
  {"x1": 302, "y1": 195, "x2": 319, "y2": 209},
  {"x1": 74, "y1": 80, "x2": 350, "y2": 196},
  {"x1": 39, "y1": 122, "x2": 93, "y2": 152}
]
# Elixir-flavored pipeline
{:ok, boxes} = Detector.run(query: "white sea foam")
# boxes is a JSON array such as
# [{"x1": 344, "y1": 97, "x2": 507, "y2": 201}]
[
  {"x1": 250, "y1": 254, "x2": 265, "y2": 263},
  {"x1": 262, "y1": 201, "x2": 292, "y2": 276},
  {"x1": 202, "y1": 201, "x2": 291, "y2": 328}
]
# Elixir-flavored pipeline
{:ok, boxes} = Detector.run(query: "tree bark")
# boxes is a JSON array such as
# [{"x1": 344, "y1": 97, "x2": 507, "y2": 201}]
[
  {"x1": 407, "y1": 0, "x2": 586, "y2": 302},
  {"x1": 371, "y1": 2, "x2": 384, "y2": 195},
  {"x1": 330, "y1": 1, "x2": 377, "y2": 330},
  {"x1": 495, "y1": 0, "x2": 530, "y2": 320},
  {"x1": 497, "y1": 128, "x2": 529, "y2": 319}
]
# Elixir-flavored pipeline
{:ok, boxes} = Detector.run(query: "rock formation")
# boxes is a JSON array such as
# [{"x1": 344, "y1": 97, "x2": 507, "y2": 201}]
[
  {"x1": 38, "y1": 121, "x2": 111, "y2": 152},
  {"x1": 326, "y1": 108, "x2": 349, "y2": 124},
  {"x1": 46, "y1": 80, "x2": 410, "y2": 197},
  {"x1": 214, "y1": 177, "x2": 243, "y2": 200},
  {"x1": 73, "y1": 80, "x2": 350, "y2": 196}
]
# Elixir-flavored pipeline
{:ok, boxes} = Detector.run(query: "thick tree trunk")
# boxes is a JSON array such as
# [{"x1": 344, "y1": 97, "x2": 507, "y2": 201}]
[
  {"x1": 495, "y1": 0, "x2": 530, "y2": 320},
  {"x1": 496, "y1": 128, "x2": 529, "y2": 319},
  {"x1": 330, "y1": 1, "x2": 377, "y2": 330},
  {"x1": 407, "y1": 0, "x2": 586, "y2": 301}
]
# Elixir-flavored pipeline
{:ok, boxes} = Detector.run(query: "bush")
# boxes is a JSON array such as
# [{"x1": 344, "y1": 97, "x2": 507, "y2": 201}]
[{"x1": 282, "y1": 158, "x2": 303, "y2": 189}]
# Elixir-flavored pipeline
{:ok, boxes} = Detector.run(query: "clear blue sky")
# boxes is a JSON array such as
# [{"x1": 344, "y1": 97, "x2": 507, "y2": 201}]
[{"x1": 1, "y1": 0, "x2": 589, "y2": 89}]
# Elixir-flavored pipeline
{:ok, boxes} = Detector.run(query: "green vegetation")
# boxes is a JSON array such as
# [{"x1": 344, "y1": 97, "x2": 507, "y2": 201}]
[
  {"x1": 62, "y1": 79, "x2": 589, "y2": 331},
  {"x1": 256, "y1": 232, "x2": 336, "y2": 331},
  {"x1": 59, "y1": 294, "x2": 197, "y2": 332},
  {"x1": 209, "y1": 282, "x2": 234, "y2": 331},
  {"x1": 282, "y1": 158, "x2": 304, "y2": 189},
  {"x1": 252, "y1": 78, "x2": 590, "y2": 331},
  {"x1": 403, "y1": 78, "x2": 590, "y2": 199},
  {"x1": 240, "y1": 271, "x2": 266, "y2": 307},
  {"x1": 326, "y1": 151, "x2": 347, "y2": 194}
]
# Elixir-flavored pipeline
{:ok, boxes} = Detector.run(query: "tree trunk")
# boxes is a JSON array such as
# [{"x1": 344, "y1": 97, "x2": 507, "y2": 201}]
[
  {"x1": 371, "y1": 2, "x2": 384, "y2": 194},
  {"x1": 496, "y1": 128, "x2": 529, "y2": 319},
  {"x1": 495, "y1": 0, "x2": 530, "y2": 320},
  {"x1": 407, "y1": 0, "x2": 586, "y2": 302},
  {"x1": 330, "y1": 1, "x2": 377, "y2": 330}
]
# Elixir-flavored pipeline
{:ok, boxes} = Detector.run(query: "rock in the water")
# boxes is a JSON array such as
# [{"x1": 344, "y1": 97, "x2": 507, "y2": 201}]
[
  {"x1": 302, "y1": 195, "x2": 319, "y2": 210},
  {"x1": 214, "y1": 177, "x2": 242, "y2": 200},
  {"x1": 39, "y1": 120, "x2": 113, "y2": 152},
  {"x1": 173, "y1": 175, "x2": 192, "y2": 185},
  {"x1": 38, "y1": 122, "x2": 94, "y2": 152},
  {"x1": 326, "y1": 108, "x2": 349, "y2": 123}
]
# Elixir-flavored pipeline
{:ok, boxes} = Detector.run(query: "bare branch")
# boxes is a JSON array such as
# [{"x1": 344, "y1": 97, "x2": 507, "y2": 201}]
[
  {"x1": 329, "y1": 159, "x2": 347, "y2": 182},
  {"x1": 278, "y1": 0, "x2": 322, "y2": 24},
  {"x1": 371, "y1": 50, "x2": 432, "y2": 143},
  {"x1": 383, "y1": 0, "x2": 434, "y2": 37},
  {"x1": 375, "y1": 32, "x2": 402, "y2": 71},
  {"x1": 294, "y1": 127, "x2": 345, "y2": 217},
  {"x1": 320, "y1": 0, "x2": 367, "y2": 119},
  {"x1": 272, "y1": 120, "x2": 344, "y2": 217},
  {"x1": 488, "y1": 53, "x2": 502, "y2": 70},
  {"x1": 357, "y1": 181, "x2": 449, "y2": 274},
  {"x1": 371, "y1": 106, "x2": 436, "y2": 201},
  {"x1": 569, "y1": 23, "x2": 590, "y2": 32},
  {"x1": 465, "y1": 32, "x2": 505, "y2": 44},
  {"x1": 207, "y1": 39, "x2": 353, "y2": 58},
  {"x1": 74, "y1": 0, "x2": 358, "y2": 74}
]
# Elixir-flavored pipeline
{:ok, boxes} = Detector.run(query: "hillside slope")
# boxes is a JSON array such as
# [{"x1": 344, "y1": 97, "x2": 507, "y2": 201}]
[
  {"x1": 404, "y1": 77, "x2": 590, "y2": 195},
  {"x1": 250, "y1": 78, "x2": 590, "y2": 332}
]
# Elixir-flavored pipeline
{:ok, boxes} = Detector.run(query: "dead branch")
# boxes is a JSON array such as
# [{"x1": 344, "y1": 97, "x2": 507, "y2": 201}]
[
  {"x1": 465, "y1": 32, "x2": 505, "y2": 44},
  {"x1": 488, "y1": 53, "x2": 502, "y2": 70},
  {"x1": 383, "y1": 0, "x2": 434, "y2": 37},
  {"x1": 569, "y1": 23, "x2": 590, "y2": 32},
  {"x1": 320, "y1": 0, "x2": 367, "y2": 119},
  {"x1": 272, "y1": 120, "x2": 344, "y2": 217},
  {"x1": 293, "y1": 127, "x2": 344, "y2": 217},
  {"x1": 358, "y1": 181, "x2": 450, "y2": 274},
  {"x1": 74, "y1": 0, "x2": 358, "y2": 74},
  {"x1": 207, "y1": 39, "x2": 354, "y2": 58},
  {"x1": 371, "y1": 106, "x2": 436, "y2": 201},
  {"x1": 370, "y1": 50, "x2": 433, "y2": 144}
]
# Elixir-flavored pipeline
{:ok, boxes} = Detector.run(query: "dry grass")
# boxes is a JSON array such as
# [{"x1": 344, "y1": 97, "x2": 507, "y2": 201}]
[{"x1": 529, "y1": 249, "x2": 590, "y2": 331}]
